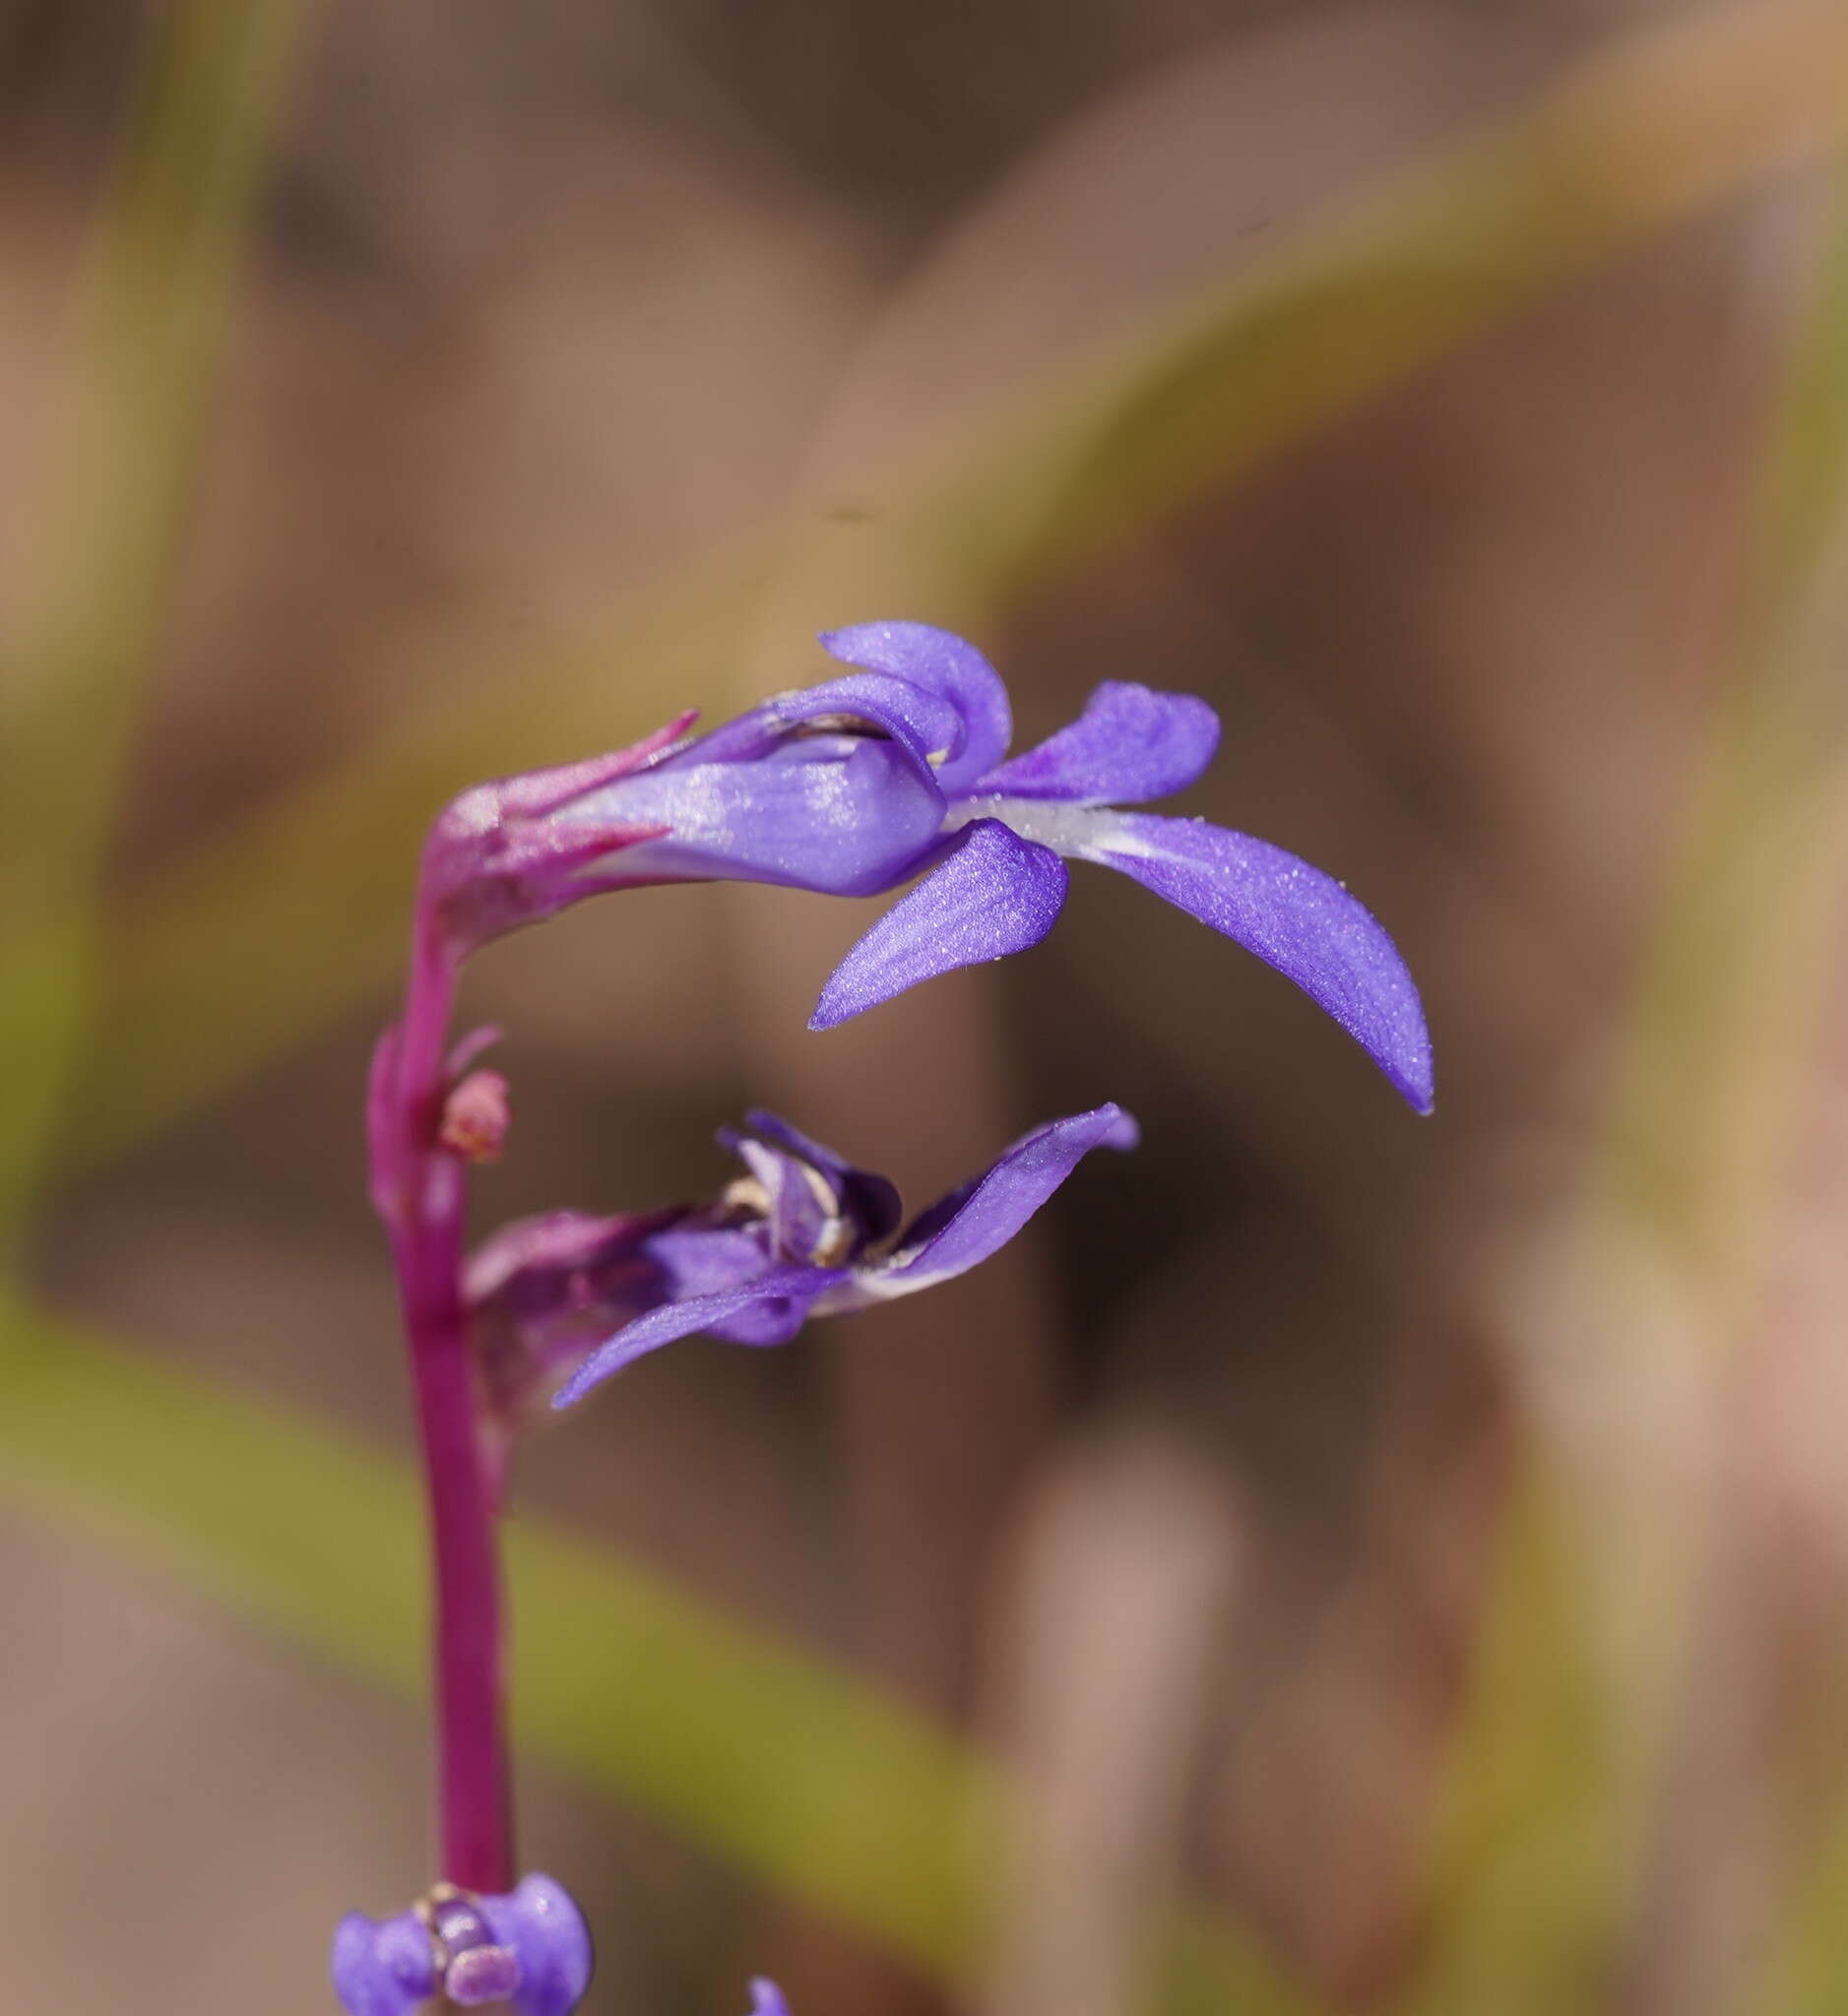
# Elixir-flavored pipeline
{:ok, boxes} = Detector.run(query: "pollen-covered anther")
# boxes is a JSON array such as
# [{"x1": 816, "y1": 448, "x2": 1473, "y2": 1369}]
[
  {"x1": 441, "y1": 1070, "x2": 511, "y2": 1163},
  {"x1": 721, "y1": 1174, "x2": 772, "y2": 1219}
]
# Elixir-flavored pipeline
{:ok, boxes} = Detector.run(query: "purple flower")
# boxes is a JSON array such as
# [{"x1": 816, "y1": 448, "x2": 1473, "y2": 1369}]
[
  {"x1": 462, "y1": 1102, "x2": 1136, "y2": 1413},
  {"x1": 748, "y1": 1983, "x2": 790, "y2": 2016},
  {"x1": 332, "y1": 1874, "x2": 592, "y2": 2015},
  {"x1": 418, "y1": 622, "x2": 1431, "y2": 1111}
]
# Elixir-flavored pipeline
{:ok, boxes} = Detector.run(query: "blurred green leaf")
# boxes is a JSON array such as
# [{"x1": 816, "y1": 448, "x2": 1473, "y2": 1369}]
[
  {"x1": 0, "y1": 0, "x2": 309, "y2": 1246},
  {"x1": 1404, "y1": 97, "x2": 1848, "y2": 2016},
  {"x1": 0, "y1": 1289, "x2": 1314, "y2": 2013},
  {"x1": 34, "y1": 0, "x2": 1848, "y2": 1176},
  {"x1": 1395, "y1": 1466, "x2": 1619, "y2": 2016},
  {"x1": 1751, "y1": 1756, "x2": 1848, "y2": 2016},
  {"x1": 1708, "y1": 152, "x2": 1848, "y2": 2016},
  {"x1": 1598, "y1": 133, "x2": 1848, "y2": 1292}
]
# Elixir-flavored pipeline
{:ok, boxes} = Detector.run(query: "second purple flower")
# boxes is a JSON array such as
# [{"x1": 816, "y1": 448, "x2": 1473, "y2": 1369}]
[{"x1": 466, "y1": 1102, "x2": 1137, "y2": 1412}]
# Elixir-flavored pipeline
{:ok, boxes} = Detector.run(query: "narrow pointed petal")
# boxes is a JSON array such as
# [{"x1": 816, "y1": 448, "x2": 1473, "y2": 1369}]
[
  {"x1": 552, "y1": 1264, "x2": 847, "y2": 1406},
  {"x1": 841, "y1": 1103, "x2": 1138, "y2": 1301},
  {"x1": 820, "y1": 622, "x2": 1012, "y2": 789},
  {"x1": 972, "y1": 682, "x2": 1219, "y2": 804},
  {"x1": 493, "y1": 711, "x2": 701, "y2": 816},
  {"x1": 1085, "y1": 813, "x2": 1434, "y2": 1111},
  {"x1": 810, "y1": 820, "x2": 1066, "y2": 1030}
]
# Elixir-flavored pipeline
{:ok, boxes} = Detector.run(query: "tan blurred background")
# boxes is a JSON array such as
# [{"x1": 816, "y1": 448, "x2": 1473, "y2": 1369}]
[{"x1": 5, "y1": 1, "x2": 1848, "y2": 2012}]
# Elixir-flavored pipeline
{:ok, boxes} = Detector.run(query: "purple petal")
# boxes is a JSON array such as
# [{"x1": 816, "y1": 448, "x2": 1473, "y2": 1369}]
[
  {"x1": 331, "y1": 1912, "x2": 436, "y2": 2016},
  {"x1": 561, "y1": 735, "x2": 944, "y2": 897},
  {"x1": 645, "y1": 1223, "x2": 776, "y2": 1298},
  {"x1": 972, "y1": 682, "x2": 1219, "y2": 804},
  {"x1": 836, "y1": 1102, "x2": 1138, "y2": 1302},
  {"x1": 478, "y1": 1874, "x2": 595, "y2": 2016},
  {"x1": 810, "y1": 820, "x2": 1067, "y2": 1030},
  {"x1": 765, "y1": 671, "x2": 965, "y2": 774},
  {"x1": 749, "y1": 1982, "x2": 792, "y2": 2016},
  {"x1": 820, "y1": 623, "x2": 1012, "y2": 791},
  {"x1": 1084, "y1": 813, "x2": 1434, "y2": 1111},
  {"x1": 704, "y1": 1284, "x2": 837, "y2": 1347},
  {"x1": 551, "y1": 1264, "x2": 847, "y2": 1407}
]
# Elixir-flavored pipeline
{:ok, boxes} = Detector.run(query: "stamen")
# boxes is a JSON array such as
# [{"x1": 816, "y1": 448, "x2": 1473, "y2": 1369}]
[
  {"x1": 722, "y1": 1175, "x2": 772, "y2": 1218},
  {"x1": 809, "y1": 1209, "x2": 855, "y2": 1267},
  {"x1": 784, "y1": 712, "x2": 887, "y2": 738}
]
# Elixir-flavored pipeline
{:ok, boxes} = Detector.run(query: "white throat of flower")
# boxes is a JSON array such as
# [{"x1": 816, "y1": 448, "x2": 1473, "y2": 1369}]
[{"x1": 943, "y1": 796, "x2": 1147, "y2": 860}]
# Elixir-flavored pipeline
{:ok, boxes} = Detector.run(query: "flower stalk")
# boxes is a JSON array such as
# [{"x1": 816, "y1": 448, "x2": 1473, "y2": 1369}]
[{"x1": 373, "y1": 909, "x2": 511, "y2": 1896}]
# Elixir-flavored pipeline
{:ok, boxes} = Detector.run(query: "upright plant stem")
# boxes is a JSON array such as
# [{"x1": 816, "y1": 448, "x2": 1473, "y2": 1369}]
[{"x1": 386, "y1": 914, "x2": 511, "y2": 1895}]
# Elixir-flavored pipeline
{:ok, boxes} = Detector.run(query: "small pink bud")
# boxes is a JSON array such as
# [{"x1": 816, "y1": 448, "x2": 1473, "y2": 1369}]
[{"x1": 442, "y1": 1070, "x2": 511, "y2": 1163}]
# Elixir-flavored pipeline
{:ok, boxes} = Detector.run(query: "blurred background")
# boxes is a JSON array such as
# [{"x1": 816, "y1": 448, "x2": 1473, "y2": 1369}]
[{"x1": 4, "y1": 0, "x2": 1848, "y2": 2011}]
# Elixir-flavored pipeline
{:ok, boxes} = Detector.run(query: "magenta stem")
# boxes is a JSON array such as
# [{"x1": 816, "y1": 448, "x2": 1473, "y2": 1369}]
[{"x1": 381, "y1": 909, "x2": 512, "y2": 1895}]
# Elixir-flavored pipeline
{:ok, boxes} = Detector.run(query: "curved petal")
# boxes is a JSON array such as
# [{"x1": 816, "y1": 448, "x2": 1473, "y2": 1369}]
[
  {"x1": 843, "y1": 1102, "x2": 1138, "y2": 1300},
  {"x1": 495, "y1": 710, "x2": 702, "y2": 816},
  {"x1": 820, "y1": 622, "x2": 1012, "y2": 790},
  {"x1": 704, "y1": 1283, "x2": 837, "y2": 1346},
  {"x1": 971, "y1": 681, "x2": 1219, "y2": 804},
  {"x1": 809, "y1": 820, "x2": 1067, "y2": 1030},
  {"x1": 551, "y1": 1264, "x2": 847, "y2": 1408},
  {"x1": 567, "y1": 734, "x2": 944, "y2": 897},
  {"x1": 749, "y1": 1984, "x2": 792, "y2": 2016},
  {"x1": 1083, "y1": 813, "x2": 1434, "y2": 1112},
  {"x1": 765, "y1": 671, "x2": 964, "y2": 775}
]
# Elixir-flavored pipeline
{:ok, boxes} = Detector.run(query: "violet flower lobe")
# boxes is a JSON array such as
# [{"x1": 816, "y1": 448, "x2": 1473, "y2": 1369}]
[{"x1": 461, "y1": 1102, "x2": 1136, "y2": 1413}]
